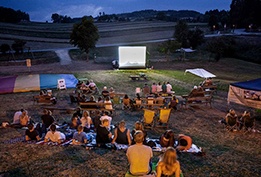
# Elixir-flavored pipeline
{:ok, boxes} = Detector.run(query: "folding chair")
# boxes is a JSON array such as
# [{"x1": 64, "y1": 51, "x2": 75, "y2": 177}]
[
  {"x1": 57, "y1": 79, "x2": 66, "y2": 90},
  {"x1": 242, "y1": 117, "x2": 255, "y2": 134},
  {"x1": 112, "y1": 95, "x2": 121, "y2": 109},
  {"x1": 141, "y1": 109, "x2": 155, "y2": 129},
  {"x1": 226, "y1": 116, "x2": 238, "y2": 132},
  {"x1": 155, "y1": 108, "x2": 172, "y2": 129}
]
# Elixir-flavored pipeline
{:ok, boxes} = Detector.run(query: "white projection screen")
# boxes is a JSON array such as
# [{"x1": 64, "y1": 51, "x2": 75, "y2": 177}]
[{"x1": 118, "y1": 46, "x2": 146, "y2": 69}]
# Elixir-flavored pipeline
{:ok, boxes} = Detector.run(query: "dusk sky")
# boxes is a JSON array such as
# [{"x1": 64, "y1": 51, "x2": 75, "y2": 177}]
[{"x1": 0, "y1": 0, "x2": 232, "y2": 22}]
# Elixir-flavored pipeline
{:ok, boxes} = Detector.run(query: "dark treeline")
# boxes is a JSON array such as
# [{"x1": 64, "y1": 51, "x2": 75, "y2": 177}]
[{"x1": 0, "y1": 6, "x2": 29, "y2": 23}]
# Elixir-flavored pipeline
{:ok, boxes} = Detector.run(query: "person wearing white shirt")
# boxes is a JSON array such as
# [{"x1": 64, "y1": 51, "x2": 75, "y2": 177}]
[
  {"x1": 100, "y1": 111, "x2": 112, "y2": 130},
  {"x1": 13, "y1": 109, "x2": 24, "y2": 124},
  {"x1": 166, "y1": 82, "x2": 175, "y2": 94},
  {"x1": 44, "y1": 124, "x2": 65, "y2": 144}
]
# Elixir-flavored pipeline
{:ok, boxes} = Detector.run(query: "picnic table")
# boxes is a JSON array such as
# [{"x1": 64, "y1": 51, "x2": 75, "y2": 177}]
[{"x1": 129, "y1": 75, "x2": 147, "y2": 81}]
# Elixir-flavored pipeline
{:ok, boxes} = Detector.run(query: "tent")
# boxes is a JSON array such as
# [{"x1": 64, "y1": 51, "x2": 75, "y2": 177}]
[
  {"x1": 0, "y1": 74, "x2": 78, "y2": 94},
  {"x1": 227, "y1": 78, "x2": 261, "y2": 109},
  {"x1": 185, "y1": 68, "x2": 216, "y2": 78}
]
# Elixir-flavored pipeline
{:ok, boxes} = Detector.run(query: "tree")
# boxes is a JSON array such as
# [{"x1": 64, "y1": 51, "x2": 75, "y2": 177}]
[
  {"x1": 11, "y1": 39, "x2": 26, "y2": 54},
  {"x1": 51, "y1": 13, "x2": 62, "y2": 23},
  {"x1": 157, "y1": 40, "x2": 181, "y2": 59},
  {"x1": 0, "y1": 44, "x2": 11, "y2": 54},
  {"x1": 156, "y1": 12, "x2": 167, "y2": 21},
  {"x1": 204, "y1": 36, "x2": 236, "y2": 61},
  {"x1": 174, "y1": 20, "x2": 189, "y2": 48},
  {"x1": 230, "y1": 0, "x2": 261, "y2": 28},
  {"x1": 70, "y1": 16, "x2": 99, "y2": 61},
  {"x1": 187, "y1": 28, "x2": 204, "y2": 49},
  {"x1": 0, "y1": 6, "x2": 29, "y2": 23}
]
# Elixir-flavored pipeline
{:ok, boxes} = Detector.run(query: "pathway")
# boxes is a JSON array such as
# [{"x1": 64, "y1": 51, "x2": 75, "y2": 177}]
[{"x1": 55, "y1": 49, "x2": 72, "y2": 65}]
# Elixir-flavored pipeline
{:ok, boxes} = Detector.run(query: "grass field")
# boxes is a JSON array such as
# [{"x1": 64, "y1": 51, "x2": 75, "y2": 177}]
[{"x1": 0, "y1": 21, "x2": 261, "y2": 177}]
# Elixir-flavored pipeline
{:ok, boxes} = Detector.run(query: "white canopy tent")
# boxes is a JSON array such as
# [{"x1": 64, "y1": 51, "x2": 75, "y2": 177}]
[{"x1": 185, "y1": 68, "x2": 216, "y2": 79}]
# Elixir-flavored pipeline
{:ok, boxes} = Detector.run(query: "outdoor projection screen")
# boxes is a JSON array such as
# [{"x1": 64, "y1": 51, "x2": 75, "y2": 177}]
[{"x1": 118, "y1": 46, "x2": 146, "y2": 69}]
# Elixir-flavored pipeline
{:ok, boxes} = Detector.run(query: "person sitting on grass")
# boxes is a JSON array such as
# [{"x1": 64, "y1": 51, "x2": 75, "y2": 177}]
[
  {"x1": 156, "y1": 147, "x2": 181, "y2": 177},
  {"x1": 70, "y1": 115, "x2": 81, "y2": 129},
  {"x1": 157, "y1": 82, "x2": 163, "y2": 93},
  {"x1": 25, "y1": 123, "x2": 41, "y2": 141},
  {"x1": 176, "y1": 134, "x2": 192, "y2": 151},
  {"x1": 41, "y1": 109, "x2": 55, "y2": 135},
  {"x1": 126, "y1": 131, "x2": 153, "y2": 176},
  {"x1": 112, "y1": 120, "x2": 132, "y2": 145},
  {"x1": 100, "y1": 111, "x2": 112, "y2": 130},
  {"x1": 13, "y1": 109, "x2": 24, "y2": 125},
  {"x1": 19, "y1": 110, "x2": 30, "y2": 127},
  {"x1": 134, "y1": 93, "x2": 142, "y2": 109},
  {"x1": 44, "y1": 124, "x2": 66, "y2": 144},
  {"x1": 151, "y1": 82, "x2": 157, "y2": 94},
  {"x1": 131, "y1": 121, "x2": 147, "y2": 145},
  {"x1": 122, "y1": 94, "x2": 131, "y2": 110},
  {"x1": 96, "y1": 119, "x2": 112, "y2": 147},
  {"x1": 159, "y1": 130, "x2": 175, "y2": 148},
  {"x1": 80, "y1": 110, "x2": 93, "y2": 132},
  {"x1": 72, "y1": 125, "x2": 88, "y2": 145}
]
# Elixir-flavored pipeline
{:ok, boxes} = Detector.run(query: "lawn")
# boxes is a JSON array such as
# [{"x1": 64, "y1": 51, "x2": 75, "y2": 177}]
[
  {"x1": 0, "y1": 21, "x2": 261, "y2": 177},
  {"x1": 0, "y1": 57, "x2": 261, "y2": 177}
]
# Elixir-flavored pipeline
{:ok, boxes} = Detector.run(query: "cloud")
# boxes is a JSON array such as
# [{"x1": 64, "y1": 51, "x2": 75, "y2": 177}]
[
  {"x1": 29, "y1": 3, "x2": 103, "y2": 22},
  {"x1": 58, "y1": 4, "x2": 103, "y2": 18}
]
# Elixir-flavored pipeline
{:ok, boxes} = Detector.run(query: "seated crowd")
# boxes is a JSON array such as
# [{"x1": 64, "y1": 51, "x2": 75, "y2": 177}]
[
  {"x1": 9, "y1": 104, "x2": 192, "y2": 176},
  {"x1": 5, "y1": 80, "x2": 215, "y2": 177}
]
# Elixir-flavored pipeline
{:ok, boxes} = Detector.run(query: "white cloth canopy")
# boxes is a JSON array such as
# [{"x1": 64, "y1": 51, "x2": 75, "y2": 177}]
[{"x1": 185, "y1": 68, "x2": 216, "y2": 78}]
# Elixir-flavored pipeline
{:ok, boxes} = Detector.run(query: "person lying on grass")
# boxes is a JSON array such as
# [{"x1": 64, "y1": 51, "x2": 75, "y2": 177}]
[
  {"x1": 176, "y1": 134, "x2": 192, "y2": 151},
  {"x1": 72, "y1": 125, "x2": 88, "y2": 145},
  {"x1": 25, "y1": 123, "x2": 41, "y2": 141},
  {"x1": 44, "y1": 124, "x2": 66, "y2": 144}
]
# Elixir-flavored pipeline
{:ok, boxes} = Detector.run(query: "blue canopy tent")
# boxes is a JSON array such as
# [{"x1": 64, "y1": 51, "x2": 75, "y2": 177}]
[{"x1": 227, "y1": 78, "x2": 261, "y2": 109}]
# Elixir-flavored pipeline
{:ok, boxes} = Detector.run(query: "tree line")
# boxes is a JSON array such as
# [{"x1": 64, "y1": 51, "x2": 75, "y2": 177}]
[{"x1": 0, "y1": 6, "x2": 29, "y2": 23}]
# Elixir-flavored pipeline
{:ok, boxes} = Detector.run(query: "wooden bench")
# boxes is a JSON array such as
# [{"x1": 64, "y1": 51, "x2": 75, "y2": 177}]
[
  {"x1": 43, "y1": 107, "x2": 76, "y2": 114},
  {"x1": 182, "y1": 95, "x2": 213, "y2": 108},
  {"x1": 79, "y1": 102, "x2": 116, "y2": 115},
  {"x1": 33, "y1": 95, "x2": 56, "y2": 105}
]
